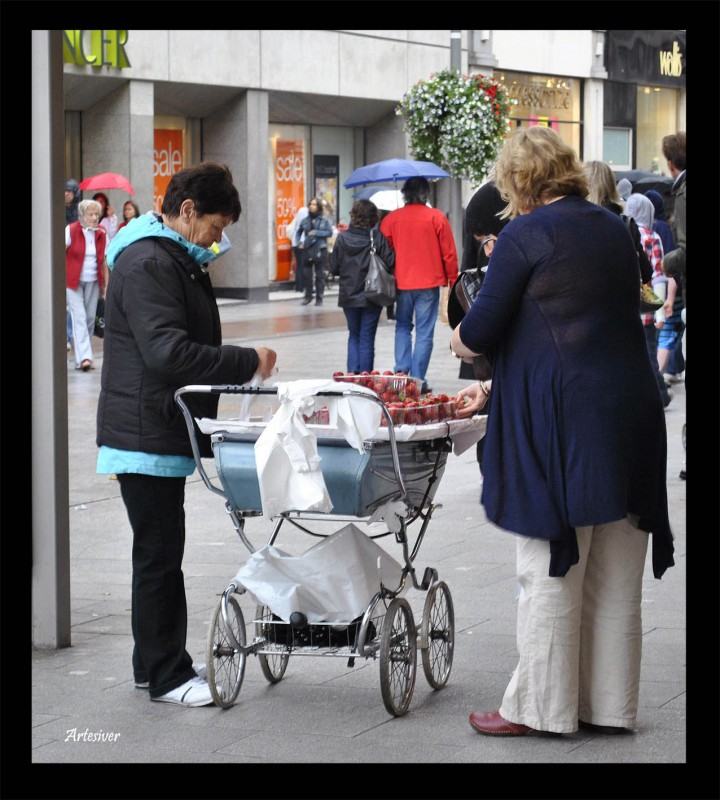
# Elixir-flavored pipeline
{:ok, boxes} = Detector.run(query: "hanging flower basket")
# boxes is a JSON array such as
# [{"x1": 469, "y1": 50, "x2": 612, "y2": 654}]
[{"x1": 396, "y1": 69, "x2": 516, "y2": 186}]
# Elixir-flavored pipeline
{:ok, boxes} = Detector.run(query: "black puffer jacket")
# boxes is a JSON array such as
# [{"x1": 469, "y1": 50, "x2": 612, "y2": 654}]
[
  {"x1": 329, "y1": 225, "x2": 395, "y2": 307},
  {"x1": 97, "y1": 237, "x2": 259, "y2": 458}
]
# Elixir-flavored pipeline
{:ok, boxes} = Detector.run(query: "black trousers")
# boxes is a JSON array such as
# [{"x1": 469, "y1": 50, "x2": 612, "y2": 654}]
[
  {"x1": 292, "y1": 246, "x2": 304, "y2": 292},
  {"x1": 117, "y1": 473, "x2": 196, "y2": 698},
  {"x1": 303, "y1": 249, "x2": 327, "y2": 299}
]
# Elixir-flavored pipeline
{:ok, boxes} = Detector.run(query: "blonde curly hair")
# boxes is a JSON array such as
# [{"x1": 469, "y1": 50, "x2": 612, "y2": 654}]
[{"x1": 495, "y1": 126, "x2": 588, "y2": 219}]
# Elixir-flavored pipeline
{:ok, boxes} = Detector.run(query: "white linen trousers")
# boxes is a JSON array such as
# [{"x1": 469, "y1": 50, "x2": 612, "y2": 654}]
[{"x1": 499, "y1": 516, "x2": 649, "y2": 734}]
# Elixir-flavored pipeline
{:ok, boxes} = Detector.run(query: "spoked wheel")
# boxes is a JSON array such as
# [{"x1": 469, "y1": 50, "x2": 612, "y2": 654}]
[
  {"x1": 379, "y1": 597, "x2": 417, "y2": 717},
  {"x1": 206, "y1": 592, "x2": 246, "y2": 708},
  {"x1": 420, "y1": 580, "x2": 455, "y2": 689},
  {"x1": 255, "y1": 604, "x2": 290, "y2": 684}
]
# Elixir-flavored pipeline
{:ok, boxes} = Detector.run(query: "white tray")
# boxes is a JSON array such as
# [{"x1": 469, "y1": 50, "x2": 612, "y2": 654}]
[{"x1": 196, "y1": 414, "x2": 486, "y2": 451}]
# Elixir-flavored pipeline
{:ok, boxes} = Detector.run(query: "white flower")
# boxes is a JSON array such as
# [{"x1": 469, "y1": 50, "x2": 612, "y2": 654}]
[{"x1": 397, "y1": 69, "x2": 516, "y2": 185}]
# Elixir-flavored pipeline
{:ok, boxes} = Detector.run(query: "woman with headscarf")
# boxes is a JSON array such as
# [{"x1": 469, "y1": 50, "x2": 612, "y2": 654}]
[{"x1": 450, "y1": 182, "x2": 509, "y2": 490}]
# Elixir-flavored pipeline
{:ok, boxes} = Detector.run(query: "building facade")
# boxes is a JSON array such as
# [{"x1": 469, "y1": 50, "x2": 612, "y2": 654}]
[{"x1": 63, "y1": 29, "x2": 686, "y2": 300}]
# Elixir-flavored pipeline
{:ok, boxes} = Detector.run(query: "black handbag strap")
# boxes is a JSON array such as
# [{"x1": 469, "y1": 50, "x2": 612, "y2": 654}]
[{"x1": 369, "y1": 228, "x2": 376, "y2": 254}]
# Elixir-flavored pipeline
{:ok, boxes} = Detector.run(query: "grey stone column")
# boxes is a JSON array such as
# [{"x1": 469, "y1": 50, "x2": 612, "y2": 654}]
[
  {"x1": 203, "y1": 90, "x2": 270, "y2": 301},
  {"x1": 32, "y1": 29, "x2": 71, "y2": 648},
  {"x1": 81, "y1": 81, "x2": 155, "y2": 218}
]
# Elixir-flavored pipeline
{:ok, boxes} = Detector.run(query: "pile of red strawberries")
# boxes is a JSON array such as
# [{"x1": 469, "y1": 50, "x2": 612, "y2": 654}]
[{"x1": 332, "y1": 370, "x2": 466, "y2": 426}]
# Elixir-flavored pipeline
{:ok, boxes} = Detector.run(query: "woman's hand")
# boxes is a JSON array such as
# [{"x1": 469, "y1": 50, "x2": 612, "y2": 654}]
[
  {"x1": 255, "y1": 347, "x2": 278, "y2": 380},
  {"x1": 455, "y1": 380, "x2": 492, "y2": 417}
]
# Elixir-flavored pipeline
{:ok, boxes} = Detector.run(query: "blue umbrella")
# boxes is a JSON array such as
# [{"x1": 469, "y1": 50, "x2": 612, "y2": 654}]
[{"x1": 344, "y1": 158, "x2": 450, "y2": 189}]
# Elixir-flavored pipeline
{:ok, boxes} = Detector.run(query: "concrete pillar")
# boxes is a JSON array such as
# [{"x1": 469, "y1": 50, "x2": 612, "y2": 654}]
[
  {"x1": 32, "y1": 30, "x2": 71, "y2": 648},
  {"x1": 81, "y1": 81, "x2": 155, "y2": 216},
  {"x1": 583, "y1": 79, "x2": 606, "y2": 162},
  {"x1": 203, "y1": 90, "x2": 270, "y2": 301}
]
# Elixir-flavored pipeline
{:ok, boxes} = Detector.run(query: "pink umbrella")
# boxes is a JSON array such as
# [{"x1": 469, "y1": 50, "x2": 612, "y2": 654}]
[{"x1": 79, "y1": 172, "x2": 135, "y2": 196}]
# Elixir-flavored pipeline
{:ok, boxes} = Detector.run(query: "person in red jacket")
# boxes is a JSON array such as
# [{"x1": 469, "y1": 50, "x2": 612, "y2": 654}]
[
  {"x1": 65, "y1": 198, "x2": 107, "y2": 371},
  {"x1": 380, "y1": 177, "x2": 458, "y2": 392}
]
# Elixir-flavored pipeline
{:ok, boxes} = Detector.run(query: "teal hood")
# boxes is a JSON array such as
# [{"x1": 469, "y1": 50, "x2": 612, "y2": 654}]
[{"x1": 106, "y1": 212, "x2": 224, "y2": 270}]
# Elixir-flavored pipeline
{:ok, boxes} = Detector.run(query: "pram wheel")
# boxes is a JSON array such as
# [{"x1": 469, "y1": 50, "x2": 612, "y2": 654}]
[
  {"x1": 420, "y1": 580, "x2": 454, "y2": 689},
  {"x1": 206, "y1": 591, "x2": 247, "y2": 708},
  {"x1": 379, "y1": 597, "x2": 417, "y2": 717},
  {"x1": 255, "y1": 604, "x2": 290, "y2": 683}
]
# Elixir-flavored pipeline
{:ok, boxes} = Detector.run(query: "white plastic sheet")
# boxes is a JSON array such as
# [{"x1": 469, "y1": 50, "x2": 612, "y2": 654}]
[
  {"x1": 253, "y1": 380, "x2": 381, "y2": 519},
  {"x1": 232, "y1": 523, "x2": 404, "y2": 623}
]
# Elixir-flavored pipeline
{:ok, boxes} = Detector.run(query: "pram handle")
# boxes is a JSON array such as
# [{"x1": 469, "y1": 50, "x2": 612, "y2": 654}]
[{"x1": 177, "y1": 384, "x2": 278, "y2": 396}]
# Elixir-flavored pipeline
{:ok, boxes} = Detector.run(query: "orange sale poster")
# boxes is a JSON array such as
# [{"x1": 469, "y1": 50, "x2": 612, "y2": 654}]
[{"x1": 275, "y1": 140, "x2": 305, "y2": 281}]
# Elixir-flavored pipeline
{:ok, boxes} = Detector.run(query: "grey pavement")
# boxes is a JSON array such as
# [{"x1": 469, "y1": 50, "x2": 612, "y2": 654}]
[{"x1": 28, "y1": 284, "x2": 693, "y2": 794}]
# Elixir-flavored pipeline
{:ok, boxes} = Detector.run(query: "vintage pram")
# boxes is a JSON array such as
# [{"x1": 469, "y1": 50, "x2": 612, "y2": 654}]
[{"x1": 175, "y1": 381, "x2": 485, "y2": 717}]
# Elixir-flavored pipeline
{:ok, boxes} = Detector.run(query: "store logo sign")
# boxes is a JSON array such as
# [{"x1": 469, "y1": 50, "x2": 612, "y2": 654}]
[
  {"x1": 63, "y1": 30, "x2": 130, "y2": 69},
  {"x1": 659, "y1": 41, "x2": 683, "y2": 78}
]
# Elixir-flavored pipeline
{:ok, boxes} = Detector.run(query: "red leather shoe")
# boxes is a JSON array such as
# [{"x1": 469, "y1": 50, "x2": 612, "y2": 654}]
[{"x1": 469, "y1": 710, "x2": 534, "y2": 736}]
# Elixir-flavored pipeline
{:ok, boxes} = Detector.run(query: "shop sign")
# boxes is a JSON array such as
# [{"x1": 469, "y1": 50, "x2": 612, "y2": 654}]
[
  {"x1": 606, "y1": 30, "x2": 685, "y2": 87},
  {"x1": 153, "y1": 130, "x2": 184, "y2": 213},
  {"x1": 275, "y1": 140, "x2": 305, "y2": 282},
  {"x1": 63, "y1": 30, "x2": 131, "y2": 68},
  {"x1": 508, "y1": 83, "x2": 572, "y2": 112}
]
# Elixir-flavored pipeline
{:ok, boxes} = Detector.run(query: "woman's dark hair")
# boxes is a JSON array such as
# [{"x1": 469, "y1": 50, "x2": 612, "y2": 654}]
[
  {"x1": 92, "y1": 192, "x2": 110, "y2": 221},
  {"x1": 162, "y1": 162, "x2": 241, "y2": 222},
  {"x1": 349, "y1": 199, "x2": 378, "y2": 229},
  {"x1": 123, "y1": 200, "x2": 140, "y2": 220}
]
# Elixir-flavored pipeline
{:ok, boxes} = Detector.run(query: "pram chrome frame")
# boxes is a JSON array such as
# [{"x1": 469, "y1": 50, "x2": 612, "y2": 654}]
[{"x1": 175, "y1": 384, "x2": 457, "y2": 716}]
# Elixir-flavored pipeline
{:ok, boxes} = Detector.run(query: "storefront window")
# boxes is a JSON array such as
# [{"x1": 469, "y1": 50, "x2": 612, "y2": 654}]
[
  {"x1": 603, "y1": 128, "x2": 632, "y2": 169},
  {"x1": 500, "y1": 71, "x2": 583, "y2": 157},
  {"x1": 635, "y1": 87, "x2": 678, "y2": 174}
]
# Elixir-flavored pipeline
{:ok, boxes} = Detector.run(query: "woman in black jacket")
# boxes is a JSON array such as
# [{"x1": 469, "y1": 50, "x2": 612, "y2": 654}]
[
  {"x1": 97, "y1": 162, "x2": 277, "y2": 708},
  {"x1": 330, "y1": 199, "x2": 395, "y2": 373}
]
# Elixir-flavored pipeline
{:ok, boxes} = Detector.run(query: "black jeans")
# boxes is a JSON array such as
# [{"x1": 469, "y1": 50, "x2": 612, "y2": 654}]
[
  {"x1": 303, "y1": 249, "x2": 327, "y2": 300},
  {"x1": 117, "y1": 473, "x2": 196, "y2": 698},
  {"x1": 292, "y1": 246, "x2": 304, "y2": 292}
]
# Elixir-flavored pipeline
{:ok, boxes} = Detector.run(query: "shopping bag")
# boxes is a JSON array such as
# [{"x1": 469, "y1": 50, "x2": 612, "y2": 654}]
[
  {"x1": 364, "y1": 230, "x2": 395, "y2": 306},
  {"x1": 94, "y1": 297, "x2": 105, "y2": 339}
]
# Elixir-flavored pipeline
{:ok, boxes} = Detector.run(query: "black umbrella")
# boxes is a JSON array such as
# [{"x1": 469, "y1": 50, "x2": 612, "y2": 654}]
[
  {"x1": 633, "y1": 175, "x2": 674, "y2": 196},
  {"x1": 613, "y1": 169, "x2": 658, "y2": 184}
]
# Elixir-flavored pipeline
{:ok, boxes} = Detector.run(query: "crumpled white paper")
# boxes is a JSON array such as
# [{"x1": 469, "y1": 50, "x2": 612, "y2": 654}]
[
  {"x1": 254, "y1": 379, "x2": 382, "y2": 520},
  {"x1": 232, "y1": 523, "x2": 404, "y2": 622}
]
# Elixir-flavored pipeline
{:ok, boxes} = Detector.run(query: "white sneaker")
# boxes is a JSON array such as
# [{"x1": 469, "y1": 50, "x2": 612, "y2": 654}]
[
  {"x1": 151, "y1": 676, "x2": 215, "y2": 707},
  {"x1": 135, "y1": 662, "x2": 207, "y2": 690}
]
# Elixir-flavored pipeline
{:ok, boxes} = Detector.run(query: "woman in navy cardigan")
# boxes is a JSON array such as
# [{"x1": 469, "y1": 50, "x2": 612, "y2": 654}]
[{"x1": 451, "y1": 127, "x2": 673, "y2": 738}]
